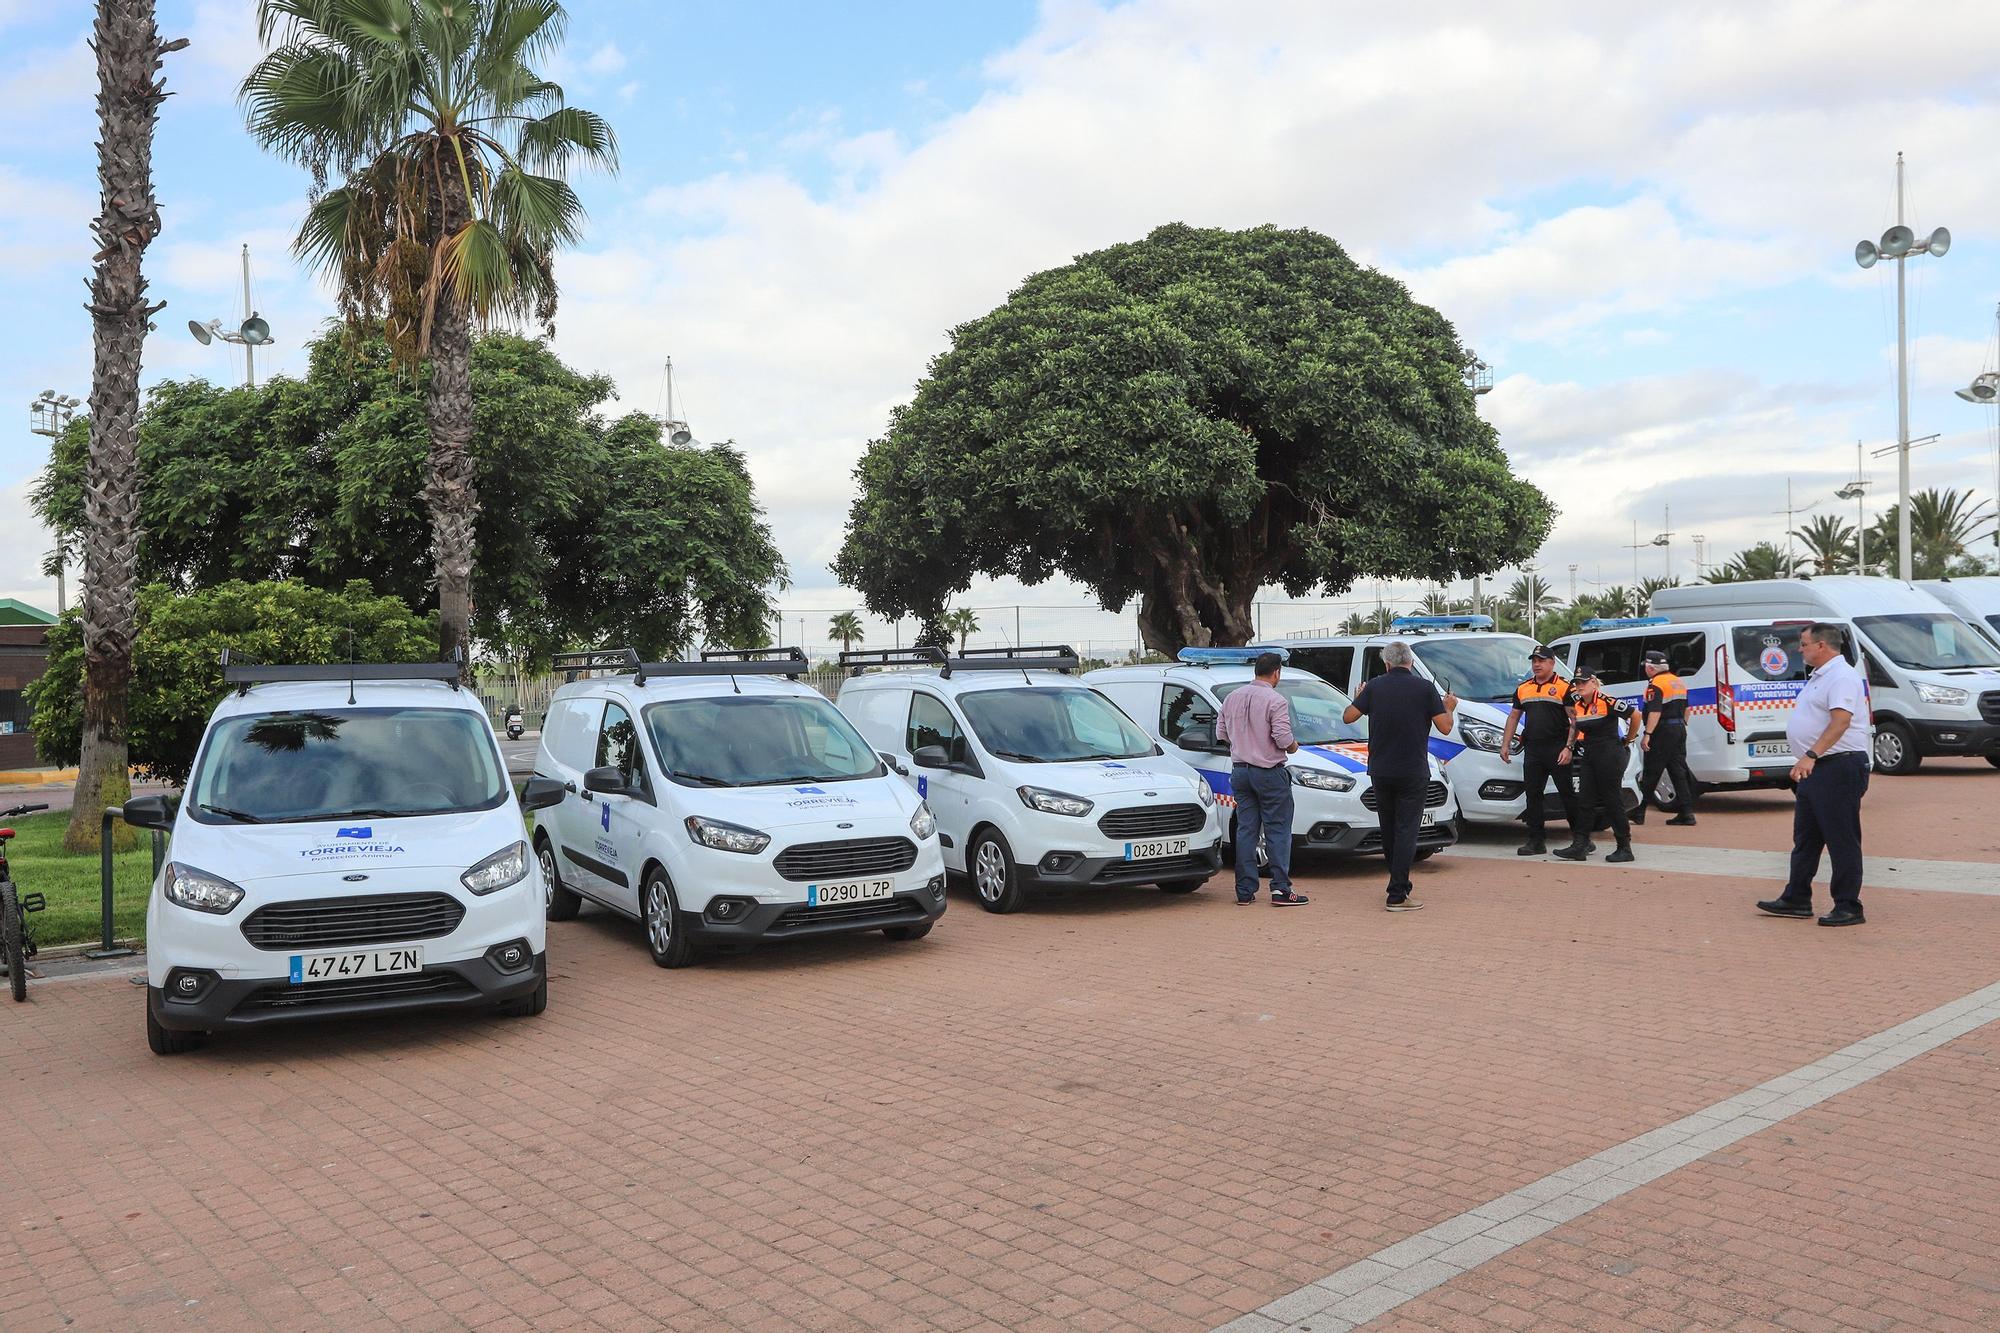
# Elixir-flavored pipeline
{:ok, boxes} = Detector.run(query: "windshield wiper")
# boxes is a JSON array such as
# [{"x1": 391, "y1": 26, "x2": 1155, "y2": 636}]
[
  {"x1": 317, "y1": 807, "x2": 432, "y2": 820},
  {"x1": 670, "y1": 770, "x2": 733, "y2": 787},
  {"x1": 198, "y1": 803, "x2": 266, "y2": 823},
  {"x1": 986, "y1": 749, "x2": 1046, "y2": 762}
]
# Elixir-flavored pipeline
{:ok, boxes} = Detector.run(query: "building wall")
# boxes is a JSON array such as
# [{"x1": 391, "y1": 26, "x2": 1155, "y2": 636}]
[{"x1": 0, "y1": 626, "x2": 51, "y2": 769}]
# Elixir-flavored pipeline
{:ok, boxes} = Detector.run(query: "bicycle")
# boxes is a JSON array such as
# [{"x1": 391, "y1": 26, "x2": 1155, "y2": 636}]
[{"x1": 1, "y1": 802, "x2": 50, "y2": 1002}]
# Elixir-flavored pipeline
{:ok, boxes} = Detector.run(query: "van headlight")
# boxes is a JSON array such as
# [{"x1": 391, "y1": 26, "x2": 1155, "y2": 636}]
[
  {"x1": 162, "y1": 862, "x2": 245, "y2": 915},
  {"x1": 462, "y1": 841, "x2": 529, "y2": 895},
  {"x1": 909, "y1": 801, "x2": 937, "y2": 840},
  {"x1": 1017, "y1": 786, "x2": 1093, "y2": 817},
  {"x1": 685, "y1": 815, "x2": 771, "y2": 854},
  {"x1": 1194, "y1": 780, "x2": 1216, "y2": 808},
  {"x1": 1292, "y1": 768, "x2": 1356, "y2": 792},
  {"x1": 1916, "y1": 682, "x2": 1969, "y2": 707},
  {"x1": 1459, "y1": 720, "x2": 1504, "y2": 752}
]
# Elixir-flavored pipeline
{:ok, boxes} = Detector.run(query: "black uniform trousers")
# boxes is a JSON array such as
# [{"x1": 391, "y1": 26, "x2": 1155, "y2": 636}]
[
  {"x1": 1574, "y1": 741, "x2": 1629, "y2": 844},
  {"x1": 1520, "y1": 741, "x2": 1580, "y2": 839},
  {"x1": 1372, "y1": 768, "x2": 1428, "y2": 901},
  {"x1": 1638, "y1": 722, "x2": 1695, "y2": 816},
  {"x1": 1781, "y1": 751, "x2": 1868, "y2": 912}
]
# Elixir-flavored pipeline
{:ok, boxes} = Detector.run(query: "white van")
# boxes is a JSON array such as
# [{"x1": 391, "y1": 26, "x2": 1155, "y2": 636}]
[
  {"x1": 1549, "y1": 616, "x2": 1868, "y2": 799},
  {"x1": 1255, "y1": 618, "x2": 1639, "y2": 826},
  {"x1": 534, "y1": 648, "x2": 946, "y2": 967},
  {"x1": 1919, "y1": 577, "x2": 2000, "y2": 653},
  {"x1": 835, "y1": 646, "x2": 1224, "y2": 913},
  {"x1": 1650, "y1": 578, "x2": 2000, "y2": 774},
  {"x1": 128, "y1": 656, "x2": 562, "y2": 1055},
  {"x1": 1085, "y1": 649, "x2": 1459, "y2": 859}
]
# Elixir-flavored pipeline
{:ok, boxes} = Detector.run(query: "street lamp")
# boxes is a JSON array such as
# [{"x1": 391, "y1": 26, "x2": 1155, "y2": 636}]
[
  {"x1": 27, "y1": 390, "x2": 80, "y2": 611},
  {"x1": 1854, "y1": 152, "x2": 1949, "y2": 581},
  {"x1": 1625, "y1": 520, "x2": 1668, "y2": 589},
  {"x1": 185, "y1": 244, "x2": 274, "y2": 387},
  {"x1": 1953, "y1": 301, "x2": 2000, "y2": 571}
]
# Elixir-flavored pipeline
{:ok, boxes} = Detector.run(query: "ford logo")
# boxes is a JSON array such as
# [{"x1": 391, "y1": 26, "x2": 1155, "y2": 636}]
[
  {"x1": 836, "y1": 822, "x2": 854, "y2": 829},
  {"x1": 342, "y1": 873, "x2": 369, "y2": 882}
]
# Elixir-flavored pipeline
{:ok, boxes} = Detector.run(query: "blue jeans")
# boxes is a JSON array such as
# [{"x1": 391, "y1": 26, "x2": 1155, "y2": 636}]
[{"x1": 1231, "y1": 762, "x2": 1294, "y2": 900}]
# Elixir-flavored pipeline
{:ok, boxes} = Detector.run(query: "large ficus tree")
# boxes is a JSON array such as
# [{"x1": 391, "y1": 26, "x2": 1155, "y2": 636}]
[
  {"x1": 242, "y1": 0, "x2": 617, "y2": 666},
  {"x1": 837, "y1": 224, "x2": 1555, "y2": 651}
]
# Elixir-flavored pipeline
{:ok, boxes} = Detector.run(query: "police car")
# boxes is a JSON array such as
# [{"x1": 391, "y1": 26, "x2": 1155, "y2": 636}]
[
  {"x1": 534, "y1": 648, "x2": 946, "y2": 966},
  {"x1": 129, "y1": 654, "x2": 562, "y2": 1055},
  {"x1": 1086, "y1": 648, "x2": 1459, "y2": 858},
  {"x1": 835, "y1": 646, "x2": 1224, "y2": 913},
  {"x1": 1257, "y1": 617, "x2": 1641, "y2": 826}
]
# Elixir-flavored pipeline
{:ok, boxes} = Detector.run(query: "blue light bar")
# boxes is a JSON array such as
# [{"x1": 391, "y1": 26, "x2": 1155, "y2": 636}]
[
  {"x1": 1176, "y1": 646, "x2": 1286, "y2": 665},
  {"x1": 1581, "y1": 617, "x2": 1671, "y2": 629},
  {"x1": 1387, "y1": 615, "x2": 1494, "y2": 632}
]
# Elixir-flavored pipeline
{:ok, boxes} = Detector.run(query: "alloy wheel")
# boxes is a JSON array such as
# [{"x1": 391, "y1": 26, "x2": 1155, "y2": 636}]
[
  {"x1": 646, "y1": 880, "x2": 674, "y2": 954},
  {"x1": 974, "y1": 841, "x2": 1007, "y2": 903}
]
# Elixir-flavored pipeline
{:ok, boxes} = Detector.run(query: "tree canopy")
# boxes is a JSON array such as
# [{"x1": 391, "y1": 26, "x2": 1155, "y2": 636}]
[
  {"x1": 34, "y1": 327, "x2": 787, "y2": 663},
  {"x1": 835, "y1": 224, "x2": 1554, "y2": 651}
]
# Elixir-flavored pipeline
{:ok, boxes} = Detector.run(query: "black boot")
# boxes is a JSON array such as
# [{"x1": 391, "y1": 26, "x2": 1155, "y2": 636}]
[
  {"x1": 1552, "y1": 835, "x2": 1592, "y2": 861},
  {"x1": 1517, "y1": 837, "x2": 1547, "y2": 856},
  {"x1": 1606, "y1": 840, "x2": 1635, "y2": 863},
  {"x1": 1629, "y1": 804, "x2": 1647, "y2": 826}
]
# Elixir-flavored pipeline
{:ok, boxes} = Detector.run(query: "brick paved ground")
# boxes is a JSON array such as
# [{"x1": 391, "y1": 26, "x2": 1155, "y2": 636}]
[{"x1": 2, "y1": 765, "x2": 1997, "y2": 1331}]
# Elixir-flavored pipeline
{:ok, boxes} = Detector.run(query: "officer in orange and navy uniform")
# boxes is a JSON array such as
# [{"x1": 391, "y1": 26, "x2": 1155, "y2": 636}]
[
  {"x1": 1555, "y1": 671, "x2": 1640, "y2": 862},
  {"x1": 1633, "y1": 648, "x2": 1698, "y2": 825},
  {"x1": 1499, "y1": 645, "x2": 1581, "y2": 855}
]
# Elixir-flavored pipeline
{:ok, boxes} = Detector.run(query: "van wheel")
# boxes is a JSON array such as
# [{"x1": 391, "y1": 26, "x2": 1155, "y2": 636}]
[
  {"x1": 969, "y1": 830, "x2": 1027, "y2": 914},
  {"x1": 883, "y1": 921, "x2": 933, "y2": 941},
  {"x1": 538, "y1": 836, "x2": 580, "y2": 921},
  {"x1": 1158, "y1": 878, "x2": 1205, "y2": 893},
  {"x1": 1987, "y1": 755, "x2": 2000, "y2": 770},
  {"x1": 1414, "y1": 848, "x2": 1439, "y2": 861},
  {"x1": 1872, "y1": 720, "x2": 1921, "y2": 775},
  {"x1": 146, "y1": 1001, "x2": 205, "y2": 1056},
  {"x1": 499, "y1": 975, "x2": 547, "y2": 1018},
  {"x1": 641, "y1": 870, "x2": 698, "y2": 968}
]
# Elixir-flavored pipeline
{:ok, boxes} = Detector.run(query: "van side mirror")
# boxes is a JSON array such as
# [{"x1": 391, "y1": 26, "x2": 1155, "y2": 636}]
[
  {"x1": 878, "y1": 750, "x2": 910, "y2": 777},
  {"x1": 1177, "y1": 725, "x2": 1218, "y2": 753},
  {"x1": 911, "y1": 745, "x2": 948, "y2": 770},
  {"x1": 120, "y1": 794, "x2": 175, "y2": 831},
  {"x1": 582, "y1": 766, "x2": 629, "y2": 796},
  {"x1": 521, "y1": 776, "x2": 566, "y2": 811}
]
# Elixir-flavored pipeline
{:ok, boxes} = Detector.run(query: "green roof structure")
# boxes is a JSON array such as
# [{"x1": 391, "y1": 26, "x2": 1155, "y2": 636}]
[{"x1": 0, "y1": 598, "x2": 59, "y2": 626}]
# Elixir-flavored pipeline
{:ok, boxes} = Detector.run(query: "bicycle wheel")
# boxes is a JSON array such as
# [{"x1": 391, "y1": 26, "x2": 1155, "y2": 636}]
[{"x1": 2, "y1": 881, "x2": 23, "y2": 1003}]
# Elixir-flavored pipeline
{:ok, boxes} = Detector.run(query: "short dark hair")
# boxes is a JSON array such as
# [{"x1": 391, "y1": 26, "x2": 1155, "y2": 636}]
[
  {"x1": 1804, "y1": 622, "x2": 1846, "y2": 652},
  {"x1": 1253, "y1": 651, "x2": 1284, "y2": 678}
]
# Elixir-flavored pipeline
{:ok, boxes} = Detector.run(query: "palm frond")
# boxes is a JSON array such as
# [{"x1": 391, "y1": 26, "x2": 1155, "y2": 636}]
[
  {"x1": 517, "y1": 105, "x2": 617, "y2": 172},
  {"x1": 491, "y1": 168, "x2": 584, "y2": 249},
  {"x1": 438, "y1": 218, "x2": 516, "y2": 318}
]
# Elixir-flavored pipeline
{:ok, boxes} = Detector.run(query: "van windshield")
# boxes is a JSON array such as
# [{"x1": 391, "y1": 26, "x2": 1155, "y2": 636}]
[
  {"x1": 644, "y1": 695, "x2": 881, "y2": 787},
  {"x1": 957, "y1": 686, "x2": 1156, "y2": 762},
  {"x1": 187, "y1": 708, "x2": 507, "y2": 824},
  {"x1": 1411, "y1": 636, "x2": 1563, "y2": 705},
  {"x1": 1855, "y1": 614, "x2": 2000, "y2": 671},
  {"x1": 1214, "y1": 677, "x2": 1366, "y2": 744}
]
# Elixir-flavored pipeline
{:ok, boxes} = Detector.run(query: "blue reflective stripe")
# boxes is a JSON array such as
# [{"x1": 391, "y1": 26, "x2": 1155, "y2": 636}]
[
  {"x1": 1197, "y1": 767, "x2": 1231, "y2": 795},
  {"x1": 1300, "y1": 745, "x2": 1366, "y2": 772},
  {"x1": 1428, "y1": 737, "x2": 1468, "y2": 761}
]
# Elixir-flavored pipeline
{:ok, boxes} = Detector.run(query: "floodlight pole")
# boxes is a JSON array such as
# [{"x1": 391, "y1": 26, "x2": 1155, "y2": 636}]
[
  {"x1": 1893, "y1": 157, "x2": 1909, "y2": 580},
  {"x1": 241, "y1": 244, "x2": 255, "y2": 389}
]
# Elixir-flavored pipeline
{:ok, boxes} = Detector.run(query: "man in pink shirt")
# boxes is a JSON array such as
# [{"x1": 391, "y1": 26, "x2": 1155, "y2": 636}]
[{"x1": 1216, "y1": 651, "x2": 1307, "y2": 905}]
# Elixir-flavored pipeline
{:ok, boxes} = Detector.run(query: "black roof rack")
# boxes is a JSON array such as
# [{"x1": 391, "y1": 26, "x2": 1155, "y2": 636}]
[
  {"x1": 556, "y1": 645, "x2": 808, "y2": 686},
  {"x1": 838, "y1": 647, "x2": 947, "y2": 677},
  {"x1": 943, "y1": 645, "x2": 1080, "y2": 677},
  {"x1": 217, "y1": 647, "x2": 462, "y2": 696}
]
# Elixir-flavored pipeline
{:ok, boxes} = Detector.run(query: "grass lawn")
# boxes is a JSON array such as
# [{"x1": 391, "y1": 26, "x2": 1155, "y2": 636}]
[{"x1": 3, "y1": 812, "x2": 158, "y2": 949}]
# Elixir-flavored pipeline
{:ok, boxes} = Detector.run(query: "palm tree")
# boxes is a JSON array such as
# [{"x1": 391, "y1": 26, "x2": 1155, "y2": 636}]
[
  {"x1": 1791, "y1": 514, "x2": 1855, "y2": 575},
  {"x1": 1637, "y1": 575, "x2": 1680, "y2": 608},
  {"x1": 1868, "y1": 488, "x2": 1995, "y2": 578},
  {"x1": 1709, "y1": 542, "x2": 1788, "y2": 583},
  {"x1": 1594, "y1": 585, "x2": 1639, "y2": 618},
  {"x1": 66, "y1": 2, "x2": 186, "y2": 852},
  {"x1": 244, "y1": 0, "x2": 618, "y2": 667},
  {"x1": 828, "y1": 611, "x2": 864, "y2": 654},
  {"x1": 1337, "y1": 612, "x2": 1374, "y2": 636},
  {"x1": 941, "y1": 607, "x2": 980, "y2": 653},
  {"x1": 1417, "y1": 589, "x2": 1454, "y2": 616}
]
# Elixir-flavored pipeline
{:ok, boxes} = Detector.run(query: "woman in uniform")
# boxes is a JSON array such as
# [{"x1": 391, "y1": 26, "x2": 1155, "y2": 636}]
[{"x1": 1555, "y1": 670, "x2": 1641, "y2": 863}]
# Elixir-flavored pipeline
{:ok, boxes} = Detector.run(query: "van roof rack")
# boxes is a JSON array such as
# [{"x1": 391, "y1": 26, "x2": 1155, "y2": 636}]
[
  {"x1": 839, "y1": 647, "x2": 947, "y2": 676},
  {"x1": 944, "y1": 645, "x2": 1079, "y2": 677},
  {"x1": 1175, "y1": 646, "x2": 1286, "y2": 668},
  {"x1": 1387, "y1": 615, "x2": 1494, "y2": 634},
  {"x1": 555, "y1": 646, "x2": 808, "y2": 685},
  {"x1": 1580, "y1": 616, "x2": 1671, "y2": 629},
  {"x1": 218, "y1": 647, "x2": 462, "y2": 697}
]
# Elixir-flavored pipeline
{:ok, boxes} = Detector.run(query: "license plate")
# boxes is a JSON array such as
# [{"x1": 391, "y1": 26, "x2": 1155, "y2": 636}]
[
  {"x1": 1420, "y1": 813, "x2": 1436, "y2": 827},
  {"x1": 1125, "y1": 837, "x2": 1190, "y2": 860},
  {"x1": 289, "y1": 946, "x2": 422, "y2": 984},
  {"x1": 1748, "y1": 741, "x2": 1789, "y2": 758},
  {"x1": 807, "y1": 877, "x2": 895, "y2": 907}
]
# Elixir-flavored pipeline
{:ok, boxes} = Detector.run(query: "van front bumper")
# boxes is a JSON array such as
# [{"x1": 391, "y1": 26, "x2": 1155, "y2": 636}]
[
  {"x1": 1028, "y1": 839, "x2": 1223, "y2": 887},
  {"x1": 1911, "y1": 718, "x2": 2000, "y2": 757},
  {"x1": 149, "y1": 949, "x2": 545, "y2": 1031},
  {"x1": 1295, "y1": 818, "x2": 1459, "y2": 855},
  {"x1": 682, "y1": 879, "x2": 947, "y2": 944}
]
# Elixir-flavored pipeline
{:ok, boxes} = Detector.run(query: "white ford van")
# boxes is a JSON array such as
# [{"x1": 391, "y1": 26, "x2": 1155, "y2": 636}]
[
  {"x1": 534, "y1": 648, "x2": 946, "y2": 967},
  {"x1": 1255, "y1": 618, "x2": 1639, "y2": 825},
  {"x1": 1085, "y1": 649, "x2": 1459, "y2": 859},
  {"x1": 1918, "y1": 577, "x2": 2000, "y2": 654},
  {"x1": 1549, "y1": 615, "x2": 1869, "y2": 799},
  {"x1": 835, "y1": 646, "x2": 1224, "y2": 913},
  {"x1": 1650, "y1": 578, "x2": 2000, "y2": 774},
  {"x1": 130, "y1": 656, "x2": 562, "y2": 1056}
]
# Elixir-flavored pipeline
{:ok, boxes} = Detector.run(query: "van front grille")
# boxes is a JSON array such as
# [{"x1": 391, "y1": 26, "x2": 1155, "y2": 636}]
[
  {"x1": 772, "y1": 838, "x2": 918, "y2": 883},
  {"x1": 241, "y1": 894, "x2": 465, "y2": 951}
]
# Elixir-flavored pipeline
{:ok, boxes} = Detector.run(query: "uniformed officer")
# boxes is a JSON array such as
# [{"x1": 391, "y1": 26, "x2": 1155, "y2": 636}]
[
  {"x1": 1499, "y1": 645, "x2": 1581, "y2": 855},
  {"x1": 1632, "y1": 649, "x2": 1697, "y2": 826},
  {"x1": 1554, "y1": 670, "x2": 1639, "y2": 862}
]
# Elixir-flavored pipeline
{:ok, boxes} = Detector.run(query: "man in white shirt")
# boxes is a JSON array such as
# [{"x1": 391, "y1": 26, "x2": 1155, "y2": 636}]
[{"x1": 1757, "y1": 623, "x2": 1872, "y2": 926}]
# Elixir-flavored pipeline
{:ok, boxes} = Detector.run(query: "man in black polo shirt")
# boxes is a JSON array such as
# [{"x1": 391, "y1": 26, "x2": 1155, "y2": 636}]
[{"x1": 1344, "y1": 640, "x2": 1458, "y2": 911}]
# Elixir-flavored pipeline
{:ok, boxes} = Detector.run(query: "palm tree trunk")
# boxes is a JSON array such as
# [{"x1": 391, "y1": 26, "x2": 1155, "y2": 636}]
[
  {"x1": 426, "y1": 161, "x2": 478, "y2": 677},
  {"x1": 64, "y1": 0, "x2": 181, "y2": 852}
]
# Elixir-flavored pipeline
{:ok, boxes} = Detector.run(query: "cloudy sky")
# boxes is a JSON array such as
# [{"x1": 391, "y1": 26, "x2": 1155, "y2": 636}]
[{"x1": 4, "y1": 0, "x2": 1998, "y2": 651}]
